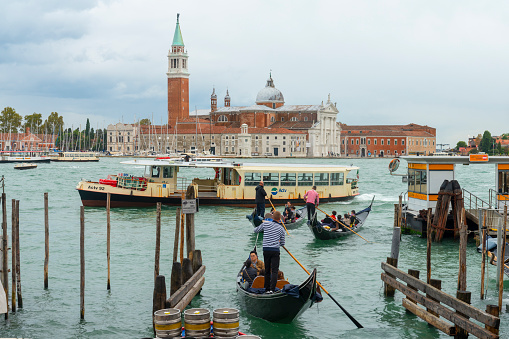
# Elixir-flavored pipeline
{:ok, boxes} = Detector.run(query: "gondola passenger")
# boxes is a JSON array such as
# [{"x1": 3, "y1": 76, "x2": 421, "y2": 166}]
[
  {"x1": 283, "y1": 201, "x2": 293, "y2": 222},
  {"x1": 350, "y1": 210, "x2": 357, "y2": 226},
  {"x1": 250, "y1": 250, "x2": 265, "y2": 275},
  {"x1": 242, "y1": 259, "x2": 257, "y2": 287}
]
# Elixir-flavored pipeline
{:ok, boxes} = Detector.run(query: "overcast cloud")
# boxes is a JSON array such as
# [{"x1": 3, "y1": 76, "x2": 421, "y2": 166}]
[{"x1": 1, "y1": 0, "x2": 508, "y2": 145}]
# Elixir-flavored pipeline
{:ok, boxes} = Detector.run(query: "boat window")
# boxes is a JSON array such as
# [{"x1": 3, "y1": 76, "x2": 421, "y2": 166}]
[
  {"x1": 408, "y1": 169, "x2": 427, "y2": 194},
  {"x1": 298, "y1": 173, "x2": 313, "y2": 186},
  {"x1": 280, "y1": 173, "x2": 296, "y2": 186},
  {"x1": 244, "y1": 172, "x2": 261, "y2": 186},
  {"x1": 314, "y1": 173, "x2": 329, "y2": 186},
  {"x1": 499, "y1": 170, "x2": 509, "y2": 194},
  {"x1": 420, "y1": 170, "x2": 427, "y2": 194},
  {"x1": 263, "y1": 173, "x2": 279, "y2": 186},
  {"x1": 151, "y1": 166, "x2": 160, "y2": 178},
  {"x1": 408, "y1": 169, "x2": 416, "y2": 192},
  {"x1": 163, "y1": 166, "x2": 173, "y2": 178},
  {"x1": 331, "y1": 173, "x2": 344, "y2": 185}
]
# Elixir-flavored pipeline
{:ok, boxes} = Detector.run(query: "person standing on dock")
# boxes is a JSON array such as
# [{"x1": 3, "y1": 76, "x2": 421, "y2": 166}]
[
  {"x1": 255, "y1": 181, "x2": 268, "y2": 217},
  {"x1": 304, "y1": 186, "x2": 319, "y2": 221},
  {"x1": 253, "y1": 211, "x2": 286, "y2": 294}
]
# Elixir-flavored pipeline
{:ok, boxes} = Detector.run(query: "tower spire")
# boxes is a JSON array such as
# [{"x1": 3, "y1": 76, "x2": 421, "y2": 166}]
[{"x1": 172, "y1": 13, "x2": 184, "y2": 46}]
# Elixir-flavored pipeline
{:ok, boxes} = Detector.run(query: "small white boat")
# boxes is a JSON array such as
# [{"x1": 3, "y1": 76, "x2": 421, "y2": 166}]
[{"x1": 14, "y1": 163, "x2": 38, "y2": 170}]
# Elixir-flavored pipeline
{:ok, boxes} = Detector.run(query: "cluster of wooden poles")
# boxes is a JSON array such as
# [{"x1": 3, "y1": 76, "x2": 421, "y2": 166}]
[
  {"x1": 1, "y1": 193, "x2": 30, "y2": 319},
  {"x1": 384, "y1": 182, "x2": 504, "y2": 338}
]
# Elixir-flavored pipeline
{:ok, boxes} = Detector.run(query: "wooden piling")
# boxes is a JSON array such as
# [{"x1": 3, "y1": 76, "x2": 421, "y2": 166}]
[
  {"x1": 173, "y1": 207, "x2": 180, "y2": 264},
  {"x1": 394, "y1": 204, "x2": 398, "y2": 228},
  {"x1": 11, "y1": 199, "x2": 16, "y2": 313},
  {"x1": 481, "y1": 210, "x2": 487, "y2": 300},
  {"x1": 390, "y1": 227, "x2": 401, "y2": 260},
  {"x1": 44, "y1": 192, "x2": 49, "y2": 289},
  {"x1": 106, "y1": 192, "x2": 110, "y2": 290},
  {"x1": 182, "y1": 258, "x2": 193, "y2": 285},
  {"x1": 154, "y1": 202, "x2": 161, "y2": 280},
  {"x1": 398, "y1": 195, "x2": 402, "y2": 228},
  {"x1": 454, "y1": 290, "x2": 471, "y2": 339},
  {"x1": 80, "y1": 206, "x2": 85, "y2": 320},
  {"x1": 499, "y1": 206, "x2": 507, "y2": 310},
  {"x1": 426, "y1": 208, "x2": 432, "y2": 284},
  {"x1": 15, "y1": 200, "x2": 21, "y2": 308},
  {"x1": 458, "y1": 208, "x2": 467, "y2": 292},
  {"x1": 427, "y1": 279, "x2": 441, "y2": 317},
  {"x1": 185, "y1": 186, "x2": 196, "y2": 260},
  {"x1": 192, "y1": 250, "x2": 202, "y2": 273},
  {"x1": 2, "y1": 192, "x2": 7, "y2": 319},
  {"x1": 407, "y1": 269, "x2": 419, "y2": 304},
  {"x1": 179, "y1": 212, "x2": 184, "y2": 264},
  {"x1": 170, "y1": 262, "x2": 182, "y2": 295},
  {"x1": 383, "y1": 257, "x2": 398, "y2": 297},
  {"x1": 485, "y1": 305, "x2": 499, "y2": 335},
  {"x1": 152, "y1": 275, "x2": 167, "y2": 335}
]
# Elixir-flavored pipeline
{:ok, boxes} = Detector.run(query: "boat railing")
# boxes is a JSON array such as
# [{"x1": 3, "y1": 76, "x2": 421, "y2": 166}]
[
  {"x1": 463, "y1": 188, "x2": 492, "y2": 211},
  {"x1": 399, "y1": 191, "x2": 408, "y2": 212},
  {"x1": 117, "y1": 176, "x2": 148, "y2": 191},
  {"x1": 177, "y1": 177, "x2": 192, "y2": 191},
  {"x1": 489, "y1": 188, "x2": 509, "y2": 209}
]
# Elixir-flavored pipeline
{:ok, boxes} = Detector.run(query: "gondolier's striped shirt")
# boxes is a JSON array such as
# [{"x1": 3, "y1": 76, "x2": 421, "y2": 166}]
[{"x1": 253, "y1": 220, "x2": 286, "y2": 251}]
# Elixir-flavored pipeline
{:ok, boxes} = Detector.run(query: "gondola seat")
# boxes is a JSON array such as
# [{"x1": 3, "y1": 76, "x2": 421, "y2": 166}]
[{"x1": 251, "y1": 276, "x2": 290, "y2": 289}]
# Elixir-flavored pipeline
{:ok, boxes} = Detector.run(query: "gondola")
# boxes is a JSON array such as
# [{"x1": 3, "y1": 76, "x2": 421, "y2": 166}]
[
  {"x1": 246, "y1": 206, "x2": 307, "y2": 229},
  {"x1": 236, "y1": 265, "x2": 320, "y2": 323},
  {"x1": 308, "y1": 197, "x2": 374, "y2": 240}
]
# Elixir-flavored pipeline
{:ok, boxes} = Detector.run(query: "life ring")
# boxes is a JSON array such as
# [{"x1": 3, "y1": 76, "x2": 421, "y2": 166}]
[{"x1": 389, "y1": 158, "x2": 400, "y2": 173}]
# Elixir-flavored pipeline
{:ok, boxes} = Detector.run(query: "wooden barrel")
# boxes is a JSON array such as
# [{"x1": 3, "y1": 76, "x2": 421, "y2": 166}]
[
  {"x1": 153, "y1": 308, "x2": 181, "y2": 338},
  {"x1": 213, "y1": 308, "x2": 239, "y2": 338},
  {"x1": 184, "y1": 308, "x2": 210, "y2": 338}
]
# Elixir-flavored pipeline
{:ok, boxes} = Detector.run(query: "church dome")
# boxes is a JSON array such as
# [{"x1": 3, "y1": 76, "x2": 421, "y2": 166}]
[{"x1": 255, "y1": 74, "x2": 284, "y2": 104}]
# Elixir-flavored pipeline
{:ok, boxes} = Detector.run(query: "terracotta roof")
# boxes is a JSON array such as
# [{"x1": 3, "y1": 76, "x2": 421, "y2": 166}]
[
  {"x1": 341, "y1": 123, "x2": 434, "y2": 131},
  {"x1": 269, "y1": 121, "x2": 314, "y2": 129},
  {"x1": 342, "y1": 130, "x2": 435, "y2": 137}
]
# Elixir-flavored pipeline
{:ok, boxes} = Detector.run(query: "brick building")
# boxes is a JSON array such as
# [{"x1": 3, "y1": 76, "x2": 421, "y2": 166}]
[{"x1": 340, "y1": 124, "x2": 436, "y2": 157}]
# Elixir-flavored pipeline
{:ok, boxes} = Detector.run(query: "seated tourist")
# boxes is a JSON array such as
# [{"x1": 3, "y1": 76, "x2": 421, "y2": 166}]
[
  {"x1": 250, "y1": 250, "x2": 265, "y2": 275},
  {"x1": 350, "y1": 210, "x2": 357, "y2": 226},
  {"x1": 342, "y1": 213, "x2": 351, "y2": 227},
  {"x1": 329, "y1": 211, "x2": 341, "y2": 231},
  {"x1": 242, "y1": 259, "x2": 257, "y2": 287},
  {"x1": 290, "y1": 206, "x2": 297, "y2": 222},
  {"x1": 283, "y1": 201, "x2": 293, "y2": 222},
  {"x1": 278, "y1": 270, "x2": 285, "y2": 280}
]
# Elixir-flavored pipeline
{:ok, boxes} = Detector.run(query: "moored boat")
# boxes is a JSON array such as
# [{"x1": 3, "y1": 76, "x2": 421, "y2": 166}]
[
  {"x1": 76, "y1": 159, "x2": 360, "y2": 208},
  {"x1": 308, "y1": 197, "x2": 374, "y2": 240},
  {"x1": 14, "y1": 163, "x2": 38, "y2": 170},
  {"x1": 51, "y1": 151, "x2": 99, "y2": 162},
  {"x1": 236, "y1": 265, "x2": 320, "y2": 323},
  {"x1": 0, "y1": 151, "x2": 50, "y2": 163}
]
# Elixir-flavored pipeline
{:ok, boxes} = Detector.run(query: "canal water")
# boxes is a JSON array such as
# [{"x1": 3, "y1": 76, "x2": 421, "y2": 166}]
[{"x1": 0, "y1": 157, "x2": 507, "y2": 338}]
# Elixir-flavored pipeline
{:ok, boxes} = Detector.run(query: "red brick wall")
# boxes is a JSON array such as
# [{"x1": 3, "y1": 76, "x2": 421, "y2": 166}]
[{"x1": 168, "y1": 77, "x2": 189, "y2": 128}]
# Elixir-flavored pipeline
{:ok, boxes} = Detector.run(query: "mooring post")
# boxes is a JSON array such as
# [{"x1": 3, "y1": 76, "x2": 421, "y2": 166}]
[
  {"x1": 15, "y1": 200, "x2": 21, "y2": 309},
  {"x1": 173, "y1": 207, "x2": 180, "y2": 264},
  {"x1": 106, "y1": 192, "x2": 110, "y2": 290},
  {"x1": 80, "y1": 206, "x2": 85, "y2": 320},
  {"x1": 179, "y1": 212, "x2": 184, "y2": 264},
  {"x1": 185, "y1": 186, "x2": 195, "y2": 260},
  {"x1": 2, "y1": 192, "x2": 8, "y2": 319},
  {"x1": 499, "y1": 206, "x2": 507, "y2": 310},
  {"x1": 182, "y1": 258, "x2": 193, "y2": 285},
  {"x1": 383, "y1": 257, "x2": 398, "y2": 297},
  {"x1": 427, "y1": 279, "x2": 441, "y2": 317},
  {"x1": 485, "y1": 304, "x2": 500, "y2": 335},
  {"x1": 481, "y1": 210, "x2": 487, "y2": 300},
  {"x1": 407, "y1": 269, "x2": 420, "y2": 304},
  {"x1": 426, "y1": 208, "x2": 432, "y2": 284},
  {"x1": 398, "y1": 195, "x2": 402, "y2": 228},
  {"x1": 390, "y1": 227, "x2": 401, "y2": 260},
  {"x1": 393, "y1": 204, "x2": 398, "y2": 227},
  {"x1": 154, "y1": 202, "x2": 161, "y2": 280},
  {"x1": 454, "y1": 290, "x2": 471, "y2": 339},
  {"x1": 44, "y1": 192, "x2": 49, "y2": 289},
  {"x1": 152, "y1": 275, "x2": 167, "y2": 335},
  {"x1": 192, "y1": 250, "x2": 202, "y2": 273},
  {"x1": 170, "y1": 261, "x2": 182, "y2": 295},
  {"x1": 458, "y1": 208, "x2": 467, "y2": 292},
  {"x1": 496, "y1": 208, "x2": 503, "y2": 289},
  {"x1": 11, "y1": 199, "x2": 16, "y2": 313}
]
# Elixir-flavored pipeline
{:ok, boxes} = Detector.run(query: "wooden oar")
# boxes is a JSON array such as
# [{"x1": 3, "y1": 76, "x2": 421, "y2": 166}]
[
  {"x1": 315, "y1": 206, "x2": 370, "y2": 243},
  {"x1": 268, "y1": 197, "x2": 290, "y2": 236},
  {"x1": 282, "y1": 245, "x2": 363, "y2": 329}
]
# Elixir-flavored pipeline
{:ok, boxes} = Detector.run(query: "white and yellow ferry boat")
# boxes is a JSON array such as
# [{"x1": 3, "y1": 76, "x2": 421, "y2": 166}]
[
  {"x1": 51, "y1": 151, "x2": 99, "y2": 162},
  {"x1": 0, "y1": 151, "x2": 50, "y2": 163},
  {"x1": 76, "y1": 159, "x2": 359, "y2": 207}
]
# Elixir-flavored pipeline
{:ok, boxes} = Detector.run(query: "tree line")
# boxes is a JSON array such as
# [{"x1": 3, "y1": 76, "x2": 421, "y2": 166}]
[
  {"x1": 0, "y1": 106, "x2": 107, "y2": 151},
  {"x1": 456, "y1": 130, "x2": 509, "y2": 155}
]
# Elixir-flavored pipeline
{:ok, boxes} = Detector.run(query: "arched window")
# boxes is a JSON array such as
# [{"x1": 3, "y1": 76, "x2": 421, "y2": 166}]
[
  {"x1": 270, "y1": 117, "x2": 275, "y2": 122},
  {"x1": 218, "y1": 115, "x2": 228, "y2": 122},
  {"x1": 291, "y1": 117, "x2": 298, "y2": 121}
]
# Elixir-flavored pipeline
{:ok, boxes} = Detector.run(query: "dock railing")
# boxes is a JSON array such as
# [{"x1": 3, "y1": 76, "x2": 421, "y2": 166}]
[
  {"x1": 463, "y1": 188, "x2": 492, "y2": 211},
  {"x1": 489, "y1": 189, "x2": 509, "y2": 210}
]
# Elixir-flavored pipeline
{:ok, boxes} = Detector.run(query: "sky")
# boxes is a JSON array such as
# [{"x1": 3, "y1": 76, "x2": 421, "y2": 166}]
[{"x1": 1, "y1": 0, "x2": 508, "y2": 146}]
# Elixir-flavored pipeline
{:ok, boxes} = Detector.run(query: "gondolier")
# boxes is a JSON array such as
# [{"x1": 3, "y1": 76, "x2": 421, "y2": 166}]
[
  {"x1": 255, "y1": 181, "x2": 268, "y2": 217},
  {"x1": 253, "y1": 211, "x2": 286, "y2": 294},
  {"x1": 304, "y1": 186, "x2": 319, "y2": 221}
]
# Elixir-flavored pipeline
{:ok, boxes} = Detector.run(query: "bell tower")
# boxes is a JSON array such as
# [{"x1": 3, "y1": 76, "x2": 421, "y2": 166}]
[{"x1": 167, "y1": 13, "x2": 190, "y2": 128}]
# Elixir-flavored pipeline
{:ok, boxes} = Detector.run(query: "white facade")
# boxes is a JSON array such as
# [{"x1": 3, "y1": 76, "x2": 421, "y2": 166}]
[
  {"x1": 107, "y1": 123, "x2": 139, "y2": 155},
  {"x1": 307, "y1": 96, "x2": 341, "y2": 157}
]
